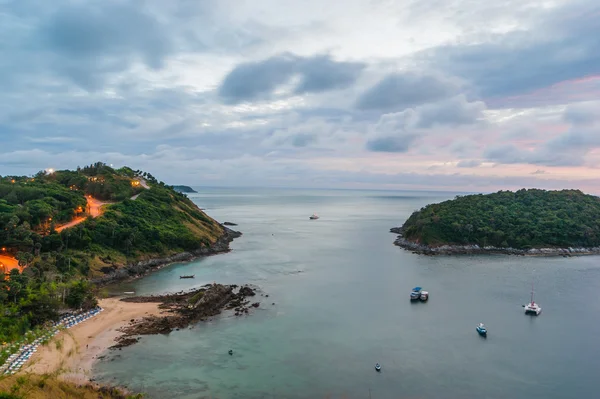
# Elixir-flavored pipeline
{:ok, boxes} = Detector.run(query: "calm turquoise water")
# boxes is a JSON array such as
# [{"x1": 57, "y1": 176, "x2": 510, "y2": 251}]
[{"x1": 95, "y1": 188, "x2": 600, "y2": 399}]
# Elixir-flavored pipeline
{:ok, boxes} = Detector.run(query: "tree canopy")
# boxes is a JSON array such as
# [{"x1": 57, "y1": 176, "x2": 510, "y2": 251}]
[
  {"x1": 401, "y1": 189, "x2": 600, "y2": 249},
  {"x1": 0, "y1": 163, "x2": 224, "y2": 345}
]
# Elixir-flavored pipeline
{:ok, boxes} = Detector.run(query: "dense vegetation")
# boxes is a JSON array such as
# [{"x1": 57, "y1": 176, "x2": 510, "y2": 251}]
[
  {"x1": 401, "y1": 189, "x2": 600, "y2": 249},
  {"x1": 0, "y1": 163, "x2": 224, "y2": 344}
]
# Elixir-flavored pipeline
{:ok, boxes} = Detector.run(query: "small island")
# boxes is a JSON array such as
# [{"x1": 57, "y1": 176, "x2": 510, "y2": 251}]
[
  {"x1": 392, "y1": 189, "x2": 600, "y2": 256},
  {"x1": 171, "y1": 185, "x2": 197, "y2": 193}
]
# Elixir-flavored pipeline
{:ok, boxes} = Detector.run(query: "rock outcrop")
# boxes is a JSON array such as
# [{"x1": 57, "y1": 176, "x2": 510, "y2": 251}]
[
  {"x1": 113, "y1": 284, "x2": 260, "y2": 348},
  {"x1": 391, "y1": 227, "x2": 600, "y2": 257}
]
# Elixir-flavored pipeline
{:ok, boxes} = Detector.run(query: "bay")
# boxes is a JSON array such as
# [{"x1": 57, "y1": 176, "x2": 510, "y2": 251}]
[{"x1": 95, "y1": 188, "x2": 600, "y2": 399}]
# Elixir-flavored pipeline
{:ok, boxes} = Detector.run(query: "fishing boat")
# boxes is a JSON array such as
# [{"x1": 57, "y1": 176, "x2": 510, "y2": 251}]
[
  {"x1": 476, "y1": 323, "x2": 487, "y2": 336},
  {"x1": 410, "y1": 287, "x2": 422, "y2": 301},
  {"x1": 375, "y1": 363, "x2": 381, "y2": 372},
  {"x1": 309, "y1": 213, "x2": 319, "y2": 220},
  {"x1": 419, "y1": 290, "x2": 429, "y2": 302},
  {"x1": 524, "y1": 281, "x2": 542, "y2": 315},
  {"x1": 179, "y1": 275, "x2": 195, "y2": 279}
]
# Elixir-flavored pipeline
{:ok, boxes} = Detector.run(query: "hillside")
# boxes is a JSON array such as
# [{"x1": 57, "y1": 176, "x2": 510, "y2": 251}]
[
  {"x1": 0, "y1": 162, "x2": 237, "y2": 343},
  {"x1": 0, "y1": 373, "x2": 141, "y2": 399},
  {"x1": 394, "y1": 189, "x2": 600, "y2": 254},
  {"x1": 172, "y1": 185, "x2": 197, "y2": 193}
]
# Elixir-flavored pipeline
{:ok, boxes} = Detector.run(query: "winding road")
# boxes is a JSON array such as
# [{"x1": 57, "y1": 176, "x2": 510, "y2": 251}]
[{"x1": 55, "y1": 178, "x2": 149, "y2": 233}]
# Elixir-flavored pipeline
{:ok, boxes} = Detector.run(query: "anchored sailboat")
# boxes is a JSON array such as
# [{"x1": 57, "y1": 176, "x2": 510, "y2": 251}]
[{"x1": 524, "y1": 280, "x2": 542, "y2": 315}]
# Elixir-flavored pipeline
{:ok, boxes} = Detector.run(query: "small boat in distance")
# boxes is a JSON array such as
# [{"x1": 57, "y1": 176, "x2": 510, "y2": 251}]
[
  {"x1": 476, "y1": 323, "x2": 487, "y2": 336},
  {"x1": 420, "y1": 291, "x2": 429, "y2": 302},
  {"x1": 410, "y1": 287, "x2": 422, "y2": 301},
  {"x1": 524, "y1": 280, "x2": 542, "y2": 315},
  {"x1": 309, "y1": 213, "x2": 319, "y2": 220},
  {"x1": 179, "y1": 275, "x2": 195, "y2": 279},
  {"x1": 375, "y1": 363, "x2": 381, "y2": 372}
]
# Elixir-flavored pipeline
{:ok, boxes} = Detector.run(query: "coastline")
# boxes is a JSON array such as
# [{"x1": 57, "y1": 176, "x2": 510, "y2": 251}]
[
  {"x1": 390, "y1": 228, "x2": 600, "y2": 257},
  {"x1": 23, "y1": 297, "x2": 163, "y2": 385},
  {"x1": 92, "y1": 226, "x2": 242, "y2": 286}
]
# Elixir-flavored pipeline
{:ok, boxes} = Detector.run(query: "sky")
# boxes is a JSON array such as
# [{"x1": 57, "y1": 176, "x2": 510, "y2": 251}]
[{"x1": 1, "y1": 0, "x2": 599, "y2": 192}]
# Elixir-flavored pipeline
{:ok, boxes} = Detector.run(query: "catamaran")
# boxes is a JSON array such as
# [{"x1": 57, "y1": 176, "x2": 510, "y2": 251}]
[
  {"x1": 524, "y1": 281, "x2": 542, "y2": 315},
  {"x1": 476, "y1": 323, "x2": 488, "y2": 336}
]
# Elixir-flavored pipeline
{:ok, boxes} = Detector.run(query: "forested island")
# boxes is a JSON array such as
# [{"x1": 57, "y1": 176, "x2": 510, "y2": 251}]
[
  {"x1": 392, "y1": 189, "x2": 600, "y2": 256},
  {"x1": 172, "y1": 185, "x2": 197, "y2": 193},
  {"x1": 0, "y1": 162, "x2": 239, "y2": 344}
]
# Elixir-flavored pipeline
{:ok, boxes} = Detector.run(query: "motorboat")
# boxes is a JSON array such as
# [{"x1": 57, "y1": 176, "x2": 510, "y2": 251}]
[
  {"x1": 410, "y1": 286, "x2": 422, "y2": 301},
  {"x1": 179, "y1": 275, "x2": 195, "y2": 279},
  {"x1": 476, "y1": 323, "x2": 487, "y2": 336},
  {"x1": 419, "y1": 291, "x2": 429, "y2": 302},
  {"x1": 375, "y1": 363, "x2": 381, "y2": 372},
  {"x1": 309, "y1": 213, "x2": 319, "y2": 220},
  {"x1": 524, "y1": 280, "x2": 542, "y2": 315}
]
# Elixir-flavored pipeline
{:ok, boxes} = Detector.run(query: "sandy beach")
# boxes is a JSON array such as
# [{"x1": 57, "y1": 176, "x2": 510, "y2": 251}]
[{"x1": 24, "y1": 297, "x2": 163, "y2": 384}]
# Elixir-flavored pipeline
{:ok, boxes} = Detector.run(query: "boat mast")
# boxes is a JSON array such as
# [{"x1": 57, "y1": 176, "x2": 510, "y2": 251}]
[{"x1": 530, "y1": 280, "x2": 535, "y2": 305}]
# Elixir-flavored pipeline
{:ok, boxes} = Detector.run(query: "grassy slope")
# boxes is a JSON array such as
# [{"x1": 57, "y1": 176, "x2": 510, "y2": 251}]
[
  {"x1": 401, "y1": 189, "x2": 600, "y2": 249},
  {"x1": 0, "y1": 374, "x2": 142, "y2": 399}
]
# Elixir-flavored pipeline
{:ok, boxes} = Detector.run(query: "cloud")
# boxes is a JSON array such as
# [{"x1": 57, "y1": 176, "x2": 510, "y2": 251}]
[
  {"x1": 365, "y1": 95, "x2": 485, "y2": 153},
  {"x1": 366, "y1": 136, "x2": 417, "y2": 153},
  {"x1": 483, "y1": 127, "x2": 600, "y2": 167},
  {"x1": 294, "y1": 55, "x2": 365, "y2": 94},
  {"x1": 415, "y1": 95, "x2": 485, "y2": 128},
  {"x1": 365, "y1": 110, "x2": 419, "y2": 152},
  {"x1": 218, "y1": 54, "x2": 365, "y2": 104},
  {"x1": 38, "y1": 2, "x2": 175, "y2": 90},
  {"x1": 1, "y1": 0, "x2": 600, "y2": 193},
  {"x1": 563, "y1": 102, "x2": 599, "y2": 125},
  {"x1": 356, "y1": 72, "x2": 459, "y2": 111},
  {"x1": 449, "y1": 138, "x2": 480, "y2": 156},
  {"x1": 456, "y1": 160, "x2": 482, "y2": 168},
  {"x1": 422, "y1": 1, "x2": 600, "y2": 102}
]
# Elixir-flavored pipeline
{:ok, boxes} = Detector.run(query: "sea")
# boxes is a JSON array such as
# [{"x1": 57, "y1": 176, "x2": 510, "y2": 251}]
[{"x1": 95, "y1": 187, "x2": 600, "y2": 399}]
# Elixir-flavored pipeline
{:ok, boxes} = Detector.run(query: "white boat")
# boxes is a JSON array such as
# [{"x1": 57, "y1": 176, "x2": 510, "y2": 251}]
[
  {"x1": 419, "y1": 291, "x2": 429, "y2": 301},
  {"x1": 309, "y1": 213, "x2": 319, "y2": 220},
  {"x1": 524, "y1": 281, "x2": 542, "y2": 315}
]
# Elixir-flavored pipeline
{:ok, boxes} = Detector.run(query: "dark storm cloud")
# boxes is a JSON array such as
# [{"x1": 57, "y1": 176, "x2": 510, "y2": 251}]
[
  {"x1": 355, "y1": 72, "x2": 459, "y2": 111},
  {"x1": 218, "y1": 54, "x2": 366, "y2": 104},
  {"x1": 422, "y1": 1, "x2": 600, "y2": 100}
]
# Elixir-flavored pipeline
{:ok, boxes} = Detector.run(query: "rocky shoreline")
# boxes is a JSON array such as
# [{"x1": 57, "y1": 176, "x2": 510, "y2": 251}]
[
  {"x1": 91, "y1": 227, "x2": 242, "y2": 285},
  {"x1": 111, "y1": 283, "x2": 263, "y2": 349},
  {"x1": 390, "y1": 227, "x2": 600, "y2": 257}
]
